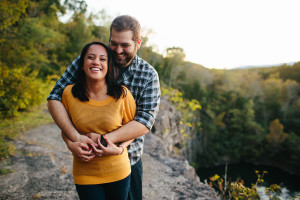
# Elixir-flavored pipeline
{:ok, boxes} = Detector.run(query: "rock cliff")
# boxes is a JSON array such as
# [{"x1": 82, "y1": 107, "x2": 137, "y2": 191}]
[{"x1": 144, "y1": 96, "x2": 219, "y2": 199}]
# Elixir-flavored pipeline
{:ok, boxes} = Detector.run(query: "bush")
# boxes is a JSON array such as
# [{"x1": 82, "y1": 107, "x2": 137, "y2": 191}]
[{"x1": 0, "y1": 64, "x2": 44, "y2": 118}]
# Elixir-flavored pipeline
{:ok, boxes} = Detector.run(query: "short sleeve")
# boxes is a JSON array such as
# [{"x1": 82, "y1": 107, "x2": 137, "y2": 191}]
[
  {"x1": 62, "y1": 85, "x2": 73, "y2": 113},
  {"x1": 122, "y1": 88, "x2": 137, "y2": 125}
]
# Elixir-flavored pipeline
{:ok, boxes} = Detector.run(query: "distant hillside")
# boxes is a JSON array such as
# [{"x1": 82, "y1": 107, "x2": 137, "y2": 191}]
[
  {"x1": 227, "y1": 61, "x2": 300, "y2": 83},
  {"x1": 233, "y1": 61, "x2": 298, "y2": 69}
]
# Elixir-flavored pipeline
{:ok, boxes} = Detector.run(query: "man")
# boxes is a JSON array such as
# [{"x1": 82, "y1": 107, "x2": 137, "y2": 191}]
[{"x1": 47, "y1": 15, "x2": 160, "y2": 200}]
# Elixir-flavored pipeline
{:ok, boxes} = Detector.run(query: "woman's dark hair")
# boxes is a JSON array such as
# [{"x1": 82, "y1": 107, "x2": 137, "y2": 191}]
[{"x1": 72, "y1": 41, "x2": 126, "y2": 101}]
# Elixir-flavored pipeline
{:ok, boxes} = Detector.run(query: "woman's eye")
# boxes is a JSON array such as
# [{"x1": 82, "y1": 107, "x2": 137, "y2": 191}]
[
  {"x1": 100, "y1": 58, "x2": 107, "y2": 61},
  {"x1": 88, "y1": 56, "x2": 94, "y2": 59}
]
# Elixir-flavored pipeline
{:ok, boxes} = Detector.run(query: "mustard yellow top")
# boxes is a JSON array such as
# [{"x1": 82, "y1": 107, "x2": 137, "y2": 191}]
[{"x1": 62, "y1": 85, "x2": 136, "y2": 185}]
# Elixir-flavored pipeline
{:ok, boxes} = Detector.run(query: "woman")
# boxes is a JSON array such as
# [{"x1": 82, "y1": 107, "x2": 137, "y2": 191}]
[{"x1": 61, "y1": 41, "x2": 136, "y2": 200}]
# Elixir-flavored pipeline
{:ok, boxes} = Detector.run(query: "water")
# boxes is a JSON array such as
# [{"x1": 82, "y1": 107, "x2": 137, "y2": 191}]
[{"x1": 197, "y1": 163, "x2": 300, "y2": 199}]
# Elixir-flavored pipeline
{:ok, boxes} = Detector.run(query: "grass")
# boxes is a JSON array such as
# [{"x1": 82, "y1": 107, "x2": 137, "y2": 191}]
[
  {"x1": 0, "y1": 101, "x2": 53, "y2": 160},
  {"x1": 0, "y1": 167, "x2": 14, "y2": 176}
]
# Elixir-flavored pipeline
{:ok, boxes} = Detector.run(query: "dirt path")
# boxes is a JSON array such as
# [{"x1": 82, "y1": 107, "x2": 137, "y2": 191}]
[{"x1": 0, "y1": 123, "x2": 218, "y2": 200}]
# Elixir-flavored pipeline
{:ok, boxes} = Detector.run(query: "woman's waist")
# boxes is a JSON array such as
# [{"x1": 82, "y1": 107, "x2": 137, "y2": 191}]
[{"x1": 73, "y1": 150, "x2": 130, "y2": 175}]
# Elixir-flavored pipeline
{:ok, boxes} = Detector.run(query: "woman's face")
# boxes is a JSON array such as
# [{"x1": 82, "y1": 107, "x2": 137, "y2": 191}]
[{"x1": 83, "y1": 44, "x2": 108, "y2": 82}]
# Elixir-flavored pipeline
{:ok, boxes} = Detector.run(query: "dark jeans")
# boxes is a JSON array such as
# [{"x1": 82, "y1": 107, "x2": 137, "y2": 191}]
[
  {"x1": 75, "y1": 175, "x2": 131, "y2": 200},
  {"x1": 128, "y1": 159, "x2": 143, "y2": 200}
]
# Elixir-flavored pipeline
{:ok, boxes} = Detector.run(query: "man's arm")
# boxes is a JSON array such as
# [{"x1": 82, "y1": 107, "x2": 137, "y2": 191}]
[
  {"x1": 48, "y1": 100, "x2": 96, "y2": 145},
  {"x1": 106, "y1": 67, "x2": 161, "y2": 144},
  {"x1": 48, "y1": 100, "x2": 79, "y2": 141},
  {"x1": 105, "y1": 120, "x2": 149, "y2": 143}
]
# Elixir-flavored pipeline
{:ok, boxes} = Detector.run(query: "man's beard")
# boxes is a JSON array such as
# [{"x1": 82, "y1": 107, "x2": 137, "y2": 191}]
[{"x1": 113, "y1": 47, "x2": 137, "y2": 67}]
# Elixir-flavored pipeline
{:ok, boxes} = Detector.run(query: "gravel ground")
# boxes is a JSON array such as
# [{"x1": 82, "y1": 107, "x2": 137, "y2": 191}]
[{"x1": 0, "y1": 123, "x2": 218, "y2": 200}]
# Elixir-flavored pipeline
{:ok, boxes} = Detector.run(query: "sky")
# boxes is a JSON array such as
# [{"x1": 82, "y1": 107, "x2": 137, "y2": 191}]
[{"x1": 82, "y1": 0, "x2": 300, "y2": 69}]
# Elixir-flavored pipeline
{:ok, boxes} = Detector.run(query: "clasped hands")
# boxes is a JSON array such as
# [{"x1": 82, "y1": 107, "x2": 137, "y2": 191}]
[{"x1": 67, "y1": 132, "x2": 123, "y2": 162}]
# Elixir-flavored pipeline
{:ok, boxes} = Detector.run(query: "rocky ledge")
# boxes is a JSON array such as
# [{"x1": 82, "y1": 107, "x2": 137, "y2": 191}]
[
  {"x1": 143, "y1": 132, "x2": 219, "y2": 199},
  {"x1": 0, "y1": 123, "x2": 219, "y2": 200}
]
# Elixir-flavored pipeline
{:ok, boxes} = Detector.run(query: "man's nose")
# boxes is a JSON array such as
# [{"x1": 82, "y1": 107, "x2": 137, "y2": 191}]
[{"x1": 116, "y1": 46, "x2": 123, "y2": 54}]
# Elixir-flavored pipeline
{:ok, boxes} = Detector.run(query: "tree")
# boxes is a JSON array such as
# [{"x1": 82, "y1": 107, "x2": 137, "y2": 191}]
[
  {"x1": 0, "y1": 0, "x2": 28, "y2": 32},
  {"x1": 279, "y1": 79, "x2": 300, "y2": 123},
  {"x1": 162, "y1": 47, "x2": 186, "y2": 86},
  {"x1": 267, "y1": 119, "x2": 288, "y2": 155}
]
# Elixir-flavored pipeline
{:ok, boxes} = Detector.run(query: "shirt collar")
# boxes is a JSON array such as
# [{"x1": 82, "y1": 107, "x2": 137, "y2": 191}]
[{"x1": 127, "y1": 55, "x2": 140, "y2": 74}]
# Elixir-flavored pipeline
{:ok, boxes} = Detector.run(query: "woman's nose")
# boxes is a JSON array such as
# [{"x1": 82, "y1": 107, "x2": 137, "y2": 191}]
[{"x1": 93, "y1": 58, "x2": 100, "y2": 65}]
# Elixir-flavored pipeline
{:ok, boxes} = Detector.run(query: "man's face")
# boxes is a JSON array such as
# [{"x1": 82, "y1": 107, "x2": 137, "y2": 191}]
[{"x1": 109, "y1": 29, "x2": 141, "y2": 67}]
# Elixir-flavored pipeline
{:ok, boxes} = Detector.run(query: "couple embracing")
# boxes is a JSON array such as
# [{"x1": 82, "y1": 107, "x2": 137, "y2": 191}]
[{"x1": 48, "y1": 15, "x2": 160, "y2": 200}]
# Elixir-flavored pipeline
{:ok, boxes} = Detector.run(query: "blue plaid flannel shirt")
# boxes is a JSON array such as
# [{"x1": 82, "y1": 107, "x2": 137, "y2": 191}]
[{"x1": 47, "y1": 55, "x2": 161, "y2": 165}]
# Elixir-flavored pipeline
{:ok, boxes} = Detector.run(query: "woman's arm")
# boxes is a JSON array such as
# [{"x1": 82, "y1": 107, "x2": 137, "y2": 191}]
[{"x1": 90, "y1": 135, "x2": 134, "y2": 156}]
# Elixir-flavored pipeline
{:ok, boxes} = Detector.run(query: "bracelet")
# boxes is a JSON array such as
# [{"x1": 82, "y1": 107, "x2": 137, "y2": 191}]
[{"x1": 119, "y1": 145, "x2": 124, "y2": 155}]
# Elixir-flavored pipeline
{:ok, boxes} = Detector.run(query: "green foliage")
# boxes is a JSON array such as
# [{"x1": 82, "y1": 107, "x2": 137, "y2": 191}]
[
  {"x1": 161, "y1": 86, "x2": 201, "y2": 144},
  {"x1": 0, "y1": 0, "x2": 112, "y2": 161},
  {"x1": 265, "y1": 184, "x2": 281, "y2": 200},
  {"x1": 63, "y1": 0, "x2": 87, "y2": 14},
  {"x1": 230, "y1": 181, "x2": 260, "y2": 200},
  {"x1": 0, "y1": 0, "x2": 28, "y2": 32},
  {"x1": 191, "y1": 64, "x2": 300, "y2": 172},
  {"x1": 0, "y1": 0, "x2": 110, "y2": 115},
  {"x1": 0, "y1": 0, "x2": 299, "y2": 184},
  {"x1": 0, "y1": 64, "x2": 45, "y2": 118},
  {"x1": 0, "y1": 138, "x2": 15, "y2": 160},
  {"x1": 60, "y1": 12, "x2": 94, "y2": 63},
  {"x1": 209, "y1": 170, "x2": 288, "y2": 200},
  {"x1": 0, "y1": 168, "x2": 14, "y2": 175},
  {"x1": 161, "y1": 47, "x2": 187, "y2": 87},
  {"x1": 0, "y1": 102, "x2": 53, "y2": 159},
  {"x1": 161, "y1": 86, "x2": 201, "y2": 127},
  {"x1": 267, "y1": 119, "x2": 288, "y2": 153}
]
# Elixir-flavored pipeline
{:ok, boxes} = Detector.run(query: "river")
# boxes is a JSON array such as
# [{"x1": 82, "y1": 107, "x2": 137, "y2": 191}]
[{"x1": 197, "y1": 163, "x2": 300, "y2": 199}]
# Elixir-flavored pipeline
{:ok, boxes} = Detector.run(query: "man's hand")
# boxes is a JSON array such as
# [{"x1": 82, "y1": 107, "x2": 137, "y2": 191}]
[
  {"x1": 90, "y1": 135, "x2": 122, "y2": 156},
  {"x1": 86, "y1": 132, "x2": 100, "y2": 146},
  {"x1": 78, "y1": 134, "x2": 98, "y2": 147}
]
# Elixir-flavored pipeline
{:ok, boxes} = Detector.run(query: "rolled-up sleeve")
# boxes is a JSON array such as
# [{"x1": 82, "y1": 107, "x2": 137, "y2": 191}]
[
  {"x1": 47, "y1": 56, "x2": 80, "y2": 102},
  {"x1": 134, "y1": 71, "x2": 160, "y2": 130}
]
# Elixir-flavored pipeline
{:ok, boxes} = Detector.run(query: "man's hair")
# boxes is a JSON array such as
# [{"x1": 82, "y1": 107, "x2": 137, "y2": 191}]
[
  {"x1": 72, "y1": 41, "x2": 126, "y2": 101},
  {"x1": 110, "y1": 15, "x2": 141, "y2": 42}
]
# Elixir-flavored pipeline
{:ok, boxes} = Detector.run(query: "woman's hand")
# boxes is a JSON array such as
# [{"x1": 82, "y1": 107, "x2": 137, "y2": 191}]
[
  {"x1": 90, "y1": 135, "x2": 123, "y2": 156},
  {"x1": 62, "y1": 132, "x2": 95, "y2": 162},
  {"x1": 67, "y1": 141, "x2": 95, "y2": 162}
]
